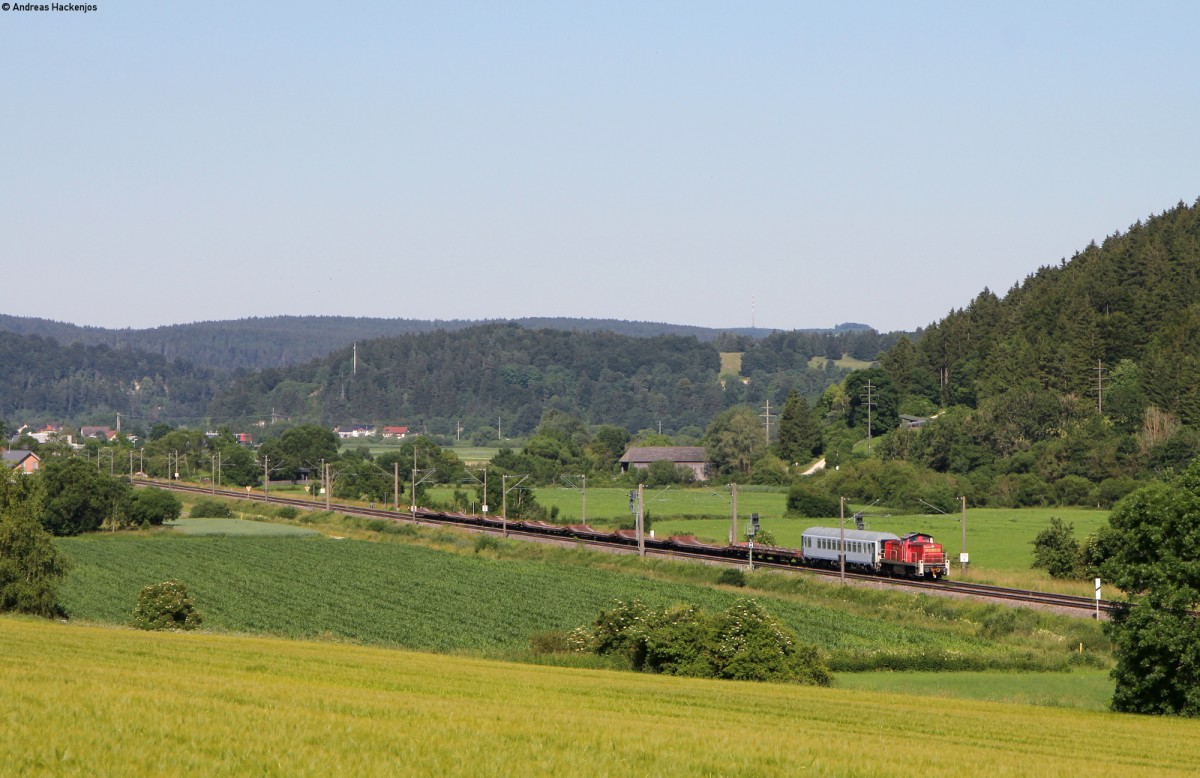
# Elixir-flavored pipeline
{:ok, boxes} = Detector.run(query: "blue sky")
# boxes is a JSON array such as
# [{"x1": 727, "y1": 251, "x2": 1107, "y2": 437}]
[{"x1": 3, "y1": 2, "x2": 1198, "y2": 333}]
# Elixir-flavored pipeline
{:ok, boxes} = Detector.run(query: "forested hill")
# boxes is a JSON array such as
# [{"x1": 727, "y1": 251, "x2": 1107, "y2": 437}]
[
  {"x1": 208, "y1": 324, "x2": 728, "y2": 436},
  {"x1": 910, "y1": 199, "x2": 1200, "y2": 414},
  {"x1": 0, "y1": 331, "x2": 218, "y2": 425},
  {"x1": 0, "y1": 314, "x2": 836, "y2": 371}
]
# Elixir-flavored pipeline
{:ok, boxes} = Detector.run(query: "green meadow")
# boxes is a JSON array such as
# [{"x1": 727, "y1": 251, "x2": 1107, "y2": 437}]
[
  {"x1": 55, "y1": 520, "x2": 1108, "y2": 673},
  {"x1": 3, "y1": 616, "x2": 1196, "y2": 777}
]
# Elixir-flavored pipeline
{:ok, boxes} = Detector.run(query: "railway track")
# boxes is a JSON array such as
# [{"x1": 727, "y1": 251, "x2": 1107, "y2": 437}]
[{"x1": 141, "y1": 479, "x2": 1113, "y2": 616}]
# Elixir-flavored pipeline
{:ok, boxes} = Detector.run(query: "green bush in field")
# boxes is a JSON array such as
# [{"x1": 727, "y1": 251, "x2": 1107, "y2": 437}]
[
  {"x1": 785, "y1": 484, "x2": 839, "y2": 518},
  {"x1": 129, "y1": 580, "x2": 202, "y2": 631},
  {"x1": 277, "y1": 506, "x2": 299, "y2": 520},
  {"x1": 190, "y1": 499, "x2": 234, "y2": 519},
  {"x1": 129, "y1": 488, "x2": 182, "y2": 526},
  {"x1": 1031, "y1": 517, "x2": 1084, "y2": 579},
  {"x1": 581, "y1": 598, "x2": 831, "y2": 685},
  {"x1": 716, "y1": 568, "x2": 746, "y2": 587}
]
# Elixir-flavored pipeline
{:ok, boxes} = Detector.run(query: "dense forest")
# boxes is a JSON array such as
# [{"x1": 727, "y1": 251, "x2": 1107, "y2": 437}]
[
  {"x1": 0, "y1": 314, "x2": 860, "y2": 371},
  {"x1": 0, "y1": 313, "x2": 896, "y2": 436},
  {"x1": 0, "y1": 332, "x2": 217, "y2": 425},
  {"x1": 857, "y1": 198, "x2": 1200, "y2": 504},
  {"x1": 209, "y1": 325, "x2": 727, "y2": 438}
]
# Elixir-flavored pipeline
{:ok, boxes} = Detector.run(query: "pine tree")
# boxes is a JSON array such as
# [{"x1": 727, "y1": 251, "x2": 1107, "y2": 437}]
[{"x1": 775, "y1": 390, "x2": 822, "y2": 465}]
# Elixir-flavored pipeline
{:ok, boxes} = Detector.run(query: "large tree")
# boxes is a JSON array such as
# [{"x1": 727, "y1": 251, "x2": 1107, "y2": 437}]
[
  {"x1": 0, "y1": 472, "x2": 66, "y2": 617},
  {"x1": 40, "y1": 457, "x2": 131, "y2": 535},
  {"x1": 258, "y1": 425, "x2": 340, "y2": 482},
  {"x1": 705, "y1": 406, "x2": 766, "y2": 478},
  {"x1": 774, "y1": 390, "x2": 822, "y2": 465},
  {"x1": 1099, "y1": 461, "x2": 1200, "y2": 715}
]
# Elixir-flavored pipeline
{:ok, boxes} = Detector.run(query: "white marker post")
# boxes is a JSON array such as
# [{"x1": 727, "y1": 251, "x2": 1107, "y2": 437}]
[{"x1": 1095, "y1": 577, "x2": 1102, "y2": 620}]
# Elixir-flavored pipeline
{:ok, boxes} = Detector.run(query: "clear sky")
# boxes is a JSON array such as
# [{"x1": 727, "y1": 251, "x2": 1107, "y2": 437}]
[{"x1": 3, "y1": 2, "x2": 1198, "y2": 334}]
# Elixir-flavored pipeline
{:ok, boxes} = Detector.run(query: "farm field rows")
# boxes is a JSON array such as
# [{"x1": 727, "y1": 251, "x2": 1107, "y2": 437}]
[
  {"x1": 56, "y1": 534, "x2": 1011, "y2": 662},
  {"x1": 3, "y1": 616, "x2": 1196, "y2": 777}
]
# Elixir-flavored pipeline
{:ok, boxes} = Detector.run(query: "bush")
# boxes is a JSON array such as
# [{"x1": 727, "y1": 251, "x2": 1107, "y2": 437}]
[
  {"x1": 529, "y1": 629, "x2": 583, "y2": 654},
  {"x1": 579, "y1": 598, "x2": 830, "y2": 685},
  {"x1": 1031, "y1": 517, "x2": 1083, "y2": 579},
  {"x1": 128, "y1": 488, "x2": 182, "y2": 526},
  {"x1": 785, "y1": 484, "x2": 839, "y2": 518},
  {"x1": 716, "y1": 568, "x2": 746, "y2": 587},
  {"x1": 277, "y1": 506, "x2": 299, "y2": 520},
  {"x1": 189, "y1": 498, "x2": 234, "y2": 519},
  {"x1": 1052, "y1": 475, "x2": 1093, "y2": 506},
  {"x1": 129, "y1": 580, "x2": 202, "y2": 631}
]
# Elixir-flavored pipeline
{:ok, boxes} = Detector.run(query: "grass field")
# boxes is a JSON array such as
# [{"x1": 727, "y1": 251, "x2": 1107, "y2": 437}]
[
  {"x1": 167, "y1": 518, "x2": 320, "y2": 537},
  {"x1": 3, "y1": 616, "x2": 1196, "y2": 777},
  {"x1": 420, "y1": 484, "x2": 1108, "y2": 577},
  {"x1": 837, "y1": 669, "x2": 1115, "y2": 711},
  {"x1": 56, "y1": 533, "x2": 1012, "y2": 662},
  {"x1": 55, "y1": 522, "x2": 1109, "y2": 674}
]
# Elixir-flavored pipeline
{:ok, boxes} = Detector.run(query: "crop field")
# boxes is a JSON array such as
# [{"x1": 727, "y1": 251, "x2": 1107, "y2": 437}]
[
  {"x1": 837, "y1": 669, "x2": 1115, "y2": 711},
  {"x1": 56, "y1": 534, "x2": 1017, "y2": 664},
  {"x1": 2, "y1": 616, "x2": 1196, "y2": 777},
  {"x1": 167, "y1": 518, "x2": 320, "y2": 537}
]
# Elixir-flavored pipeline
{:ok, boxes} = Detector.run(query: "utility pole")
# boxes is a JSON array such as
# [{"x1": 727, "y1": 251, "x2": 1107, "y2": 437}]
[
  {"x1": 325, "y1": 461, "x2": 331, "y2": 510},
  {"x1": 482, "y1": 468, "x2": 489, "y2": 516},
  {"x1": 500, "y1": 474, "x2": 529, "y2": 539},
  {"x1": 960, "y1": 495, "x2": 968, "y2": 573},
  {"x1": 861, "y1": 381, "x2": 876, "y2": 453},
  {"x1": 635, "y1": 483, "x2": 645, "y2": 557},
  {"x1": 580, "y1": 474, "x2": 587, "y2": 522},
  {"x1": 1095, "y1": 360, "x2": 1106, "y2": 414},
  {"x1": 263, "y1": 456, "x2": 269, "y2": 496},
  {"x1": 839, "y1": 497, "x2": 846, "y2": 584},
  {"x1": 760, "y1": 399, "x2": 774, "y2": 444},
  {"x1": 211, "y1": 455, "x2": 217, "y2": 495},
  {"x1": 411, "y1": 449, "x2": 419, "y2": 513},
  {"x1": 497, "y1": 417, "x2": 502, "y2": 440},
  {"x1": 394, "y1": 461, "x2": 400, "y2": 511},
  {"x1": 729, "y1": 482, "x2": 738, "y2": 545}
]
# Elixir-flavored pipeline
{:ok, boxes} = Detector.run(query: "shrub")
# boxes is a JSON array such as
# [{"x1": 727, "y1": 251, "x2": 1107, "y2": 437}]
[
  {"x1": 716, "y1": 568, "x2": 746, "y2": 587},
  {"x1": 129, "y1": 488, "x2": 183, "y2": 526},
  {"x1": 529, "y1": 629, "x2": 578, "y2": 654},
  {"x1": 579, "y1": 598, "x2": 830, "y2": 685},
  {"x1": 1052, "y1": 475, "x2": 1093, "y2": 506},
  {"x1": 189, "y1": 498, "x2": 234, "y2": 519},
  {"x1": 1031, "y1": 517, "x2": 1083, "y2": 579},
  {"x1": 129, "y1": 580, "x2": 202, "y2": 631},
  {"x1": 785, "y1": 484, "x2": 839, "y2": 518},
  {"x1": 277, "y1": 506, "x2": 299, "y2": 520},
  {"x1": 473, "y1": 534, "x2": 500, "y2": 553}
]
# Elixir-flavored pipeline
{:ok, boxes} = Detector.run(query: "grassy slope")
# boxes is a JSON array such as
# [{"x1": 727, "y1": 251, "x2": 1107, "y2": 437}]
[
  {"x1": 838, "y1": 669, "x2": 1115, "y2": 711},
  {"x1": 3, "y1": 616, "x2": 1196, "y2": 777},
  {"x1": 56, "y1": 534, "x2": 996, "y2": 658}
]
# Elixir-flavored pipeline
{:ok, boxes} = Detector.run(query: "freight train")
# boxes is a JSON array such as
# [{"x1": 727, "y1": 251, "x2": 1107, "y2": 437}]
[{"x1": 414, "y1": 508, "x2": 951, "y2": 579}]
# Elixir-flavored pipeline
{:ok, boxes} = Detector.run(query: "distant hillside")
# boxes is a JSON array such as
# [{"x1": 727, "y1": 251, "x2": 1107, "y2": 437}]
[
  {"x1": 911, "y1": 199, "x2": 1200, "y2": 415},
  {"x1": 209, "y1": 323, "x2": 727, "y2": 436},
  {"x1": 0, "y1": 331, "x2": 218, "y2": 426},
  {"x1": 872, "y1": 197, "x2": 1200, "y2": 485},
  {"x1": 0, "y1": 314, "x2": 865, "y2": 371}
]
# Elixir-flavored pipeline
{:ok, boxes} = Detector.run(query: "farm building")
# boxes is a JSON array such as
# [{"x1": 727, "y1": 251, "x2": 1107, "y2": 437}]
[{"x1": 619, "y1": 446, "x2": 709, "y2": 481}]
